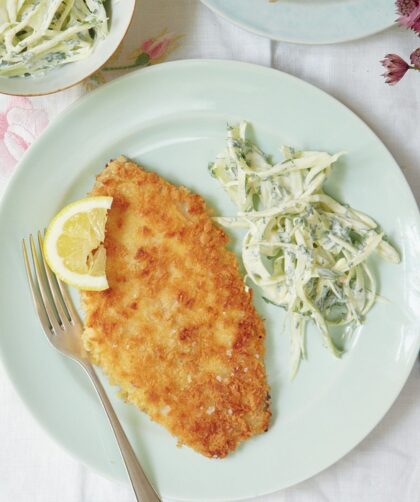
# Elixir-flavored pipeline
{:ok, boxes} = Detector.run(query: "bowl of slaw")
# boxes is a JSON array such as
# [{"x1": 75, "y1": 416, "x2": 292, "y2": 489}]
[{"x1": 0, "y1": 0, "x2": 136, "y2": 96}]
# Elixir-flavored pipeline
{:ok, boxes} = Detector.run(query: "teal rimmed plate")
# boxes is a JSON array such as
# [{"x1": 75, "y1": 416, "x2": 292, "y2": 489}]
[
  {"x1": 201, "y1": 0, "x2": 396, "y2": 44},
  {"x1": 0, "y1": 60, "x2": 418, "y2": 501}
]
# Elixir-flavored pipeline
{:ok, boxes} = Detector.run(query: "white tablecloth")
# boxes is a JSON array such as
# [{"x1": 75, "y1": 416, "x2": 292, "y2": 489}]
[{"x1": 0, "y1": 1, "x2": 419, "y2": 501}]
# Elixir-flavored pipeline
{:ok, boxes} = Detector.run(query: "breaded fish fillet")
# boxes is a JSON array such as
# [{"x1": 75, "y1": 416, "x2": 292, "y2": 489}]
[{"x1": 81, "y1": 157, "x2": 271, "y2": 458}]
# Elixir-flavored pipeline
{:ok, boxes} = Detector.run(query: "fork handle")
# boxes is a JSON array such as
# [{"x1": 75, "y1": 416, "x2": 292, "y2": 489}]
[{"x1": 81, "y1": 362, "x2": 161, "y2": 502}]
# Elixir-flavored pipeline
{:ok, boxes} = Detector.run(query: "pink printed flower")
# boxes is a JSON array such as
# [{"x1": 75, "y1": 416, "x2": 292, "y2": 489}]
[
  {"x1": 381, "y1": 54, "x2": 410, "y2": 84},
  {"x1": 396, "y1": 0, "x2": 420, "y2": 32},
  {"x1": 0, "y1": 97, "x2": 48, "y2": 181},
  {"x1": 104, "y1": 30, "x2": 184, "y2": 74},
  {"x1": 141, "y1": 35, "x2": 173, "y2": 61},
  {"x1": 135, "y1": 31, "x2": 182, "y2": 65}
]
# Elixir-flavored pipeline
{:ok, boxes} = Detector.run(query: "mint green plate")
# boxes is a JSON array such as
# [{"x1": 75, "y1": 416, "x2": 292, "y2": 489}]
[
  {"x1": 201, "y1": 0, "x2": 395, "y2": 44},
  {"x1": 0, "y1": 61, "x2": 419, "y2": 501}
]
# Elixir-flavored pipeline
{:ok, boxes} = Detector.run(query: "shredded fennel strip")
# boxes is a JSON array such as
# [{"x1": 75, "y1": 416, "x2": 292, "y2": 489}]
[
  {"x1": 0, "y1": 0, "x2": 108, "y2": 77},
  {"x1": 209, "y1": 122, "x2": 400, "y2": 378}
]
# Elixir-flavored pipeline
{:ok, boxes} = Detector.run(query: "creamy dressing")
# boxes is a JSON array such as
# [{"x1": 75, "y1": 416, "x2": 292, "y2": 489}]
[
  {"x1": 209, "y1": 122, "x2": 400, "y2": 377},
  {"x1": 0, "y1": 0, "x2": 108, "y2": 77}
]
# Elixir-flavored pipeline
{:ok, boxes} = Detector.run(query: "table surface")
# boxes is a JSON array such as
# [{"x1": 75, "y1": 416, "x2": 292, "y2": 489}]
[{"x1": 0, "y1": 1, "x2": 419, "y2": 501}]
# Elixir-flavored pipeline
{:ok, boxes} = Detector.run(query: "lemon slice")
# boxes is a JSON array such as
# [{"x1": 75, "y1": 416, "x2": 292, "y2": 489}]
[{"x1": 44, "y1": 196, "x2": 113, "y2": 291}]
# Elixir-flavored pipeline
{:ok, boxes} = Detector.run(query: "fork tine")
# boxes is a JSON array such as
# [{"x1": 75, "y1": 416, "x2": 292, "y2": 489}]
[
  {"x1": 56, "y1": 276, "x2": 84, "y2": 329},
  {"x1": 40, "y1": 228, "x2": 83, "y2": 328},
  {"x1": 29, "y1": 234, "x2": 63, "y2": 334},
  {"x1": 38, "y1": 231, "x2": 71, "y2": 328},
  {"x1": 22, "y1": 239, "x2": 54, "y2": 340}
]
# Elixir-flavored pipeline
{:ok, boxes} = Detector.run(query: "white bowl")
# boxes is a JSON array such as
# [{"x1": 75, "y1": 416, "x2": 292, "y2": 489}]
[{"x1": 0, "y1": 0, "x2": 136, "y2": 96}]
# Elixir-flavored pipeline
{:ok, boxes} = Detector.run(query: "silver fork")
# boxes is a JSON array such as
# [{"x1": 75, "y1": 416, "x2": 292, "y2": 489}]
[{"x1": 22, "y1": 232, "x2": 161, "y2": 502}]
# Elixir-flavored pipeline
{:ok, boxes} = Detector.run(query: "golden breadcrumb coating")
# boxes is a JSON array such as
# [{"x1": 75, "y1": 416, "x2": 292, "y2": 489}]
[{"x1": 81, "y1": 156, "x2": 271, "y2": 458}]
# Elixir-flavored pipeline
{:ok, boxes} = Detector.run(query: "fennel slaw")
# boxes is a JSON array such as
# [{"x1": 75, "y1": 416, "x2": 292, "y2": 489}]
[
  {"x1": 209, "y1": 122, "x2": 400, "y2": 377},
  {"x1": 0, "y1": 0, "x2": 108, "y2": 77}
]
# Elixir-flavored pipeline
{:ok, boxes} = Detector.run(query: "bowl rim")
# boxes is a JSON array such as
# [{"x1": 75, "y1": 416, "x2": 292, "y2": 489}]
[{"x1": 0, "y1": 0, "x2": 137, "y2": 97}]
